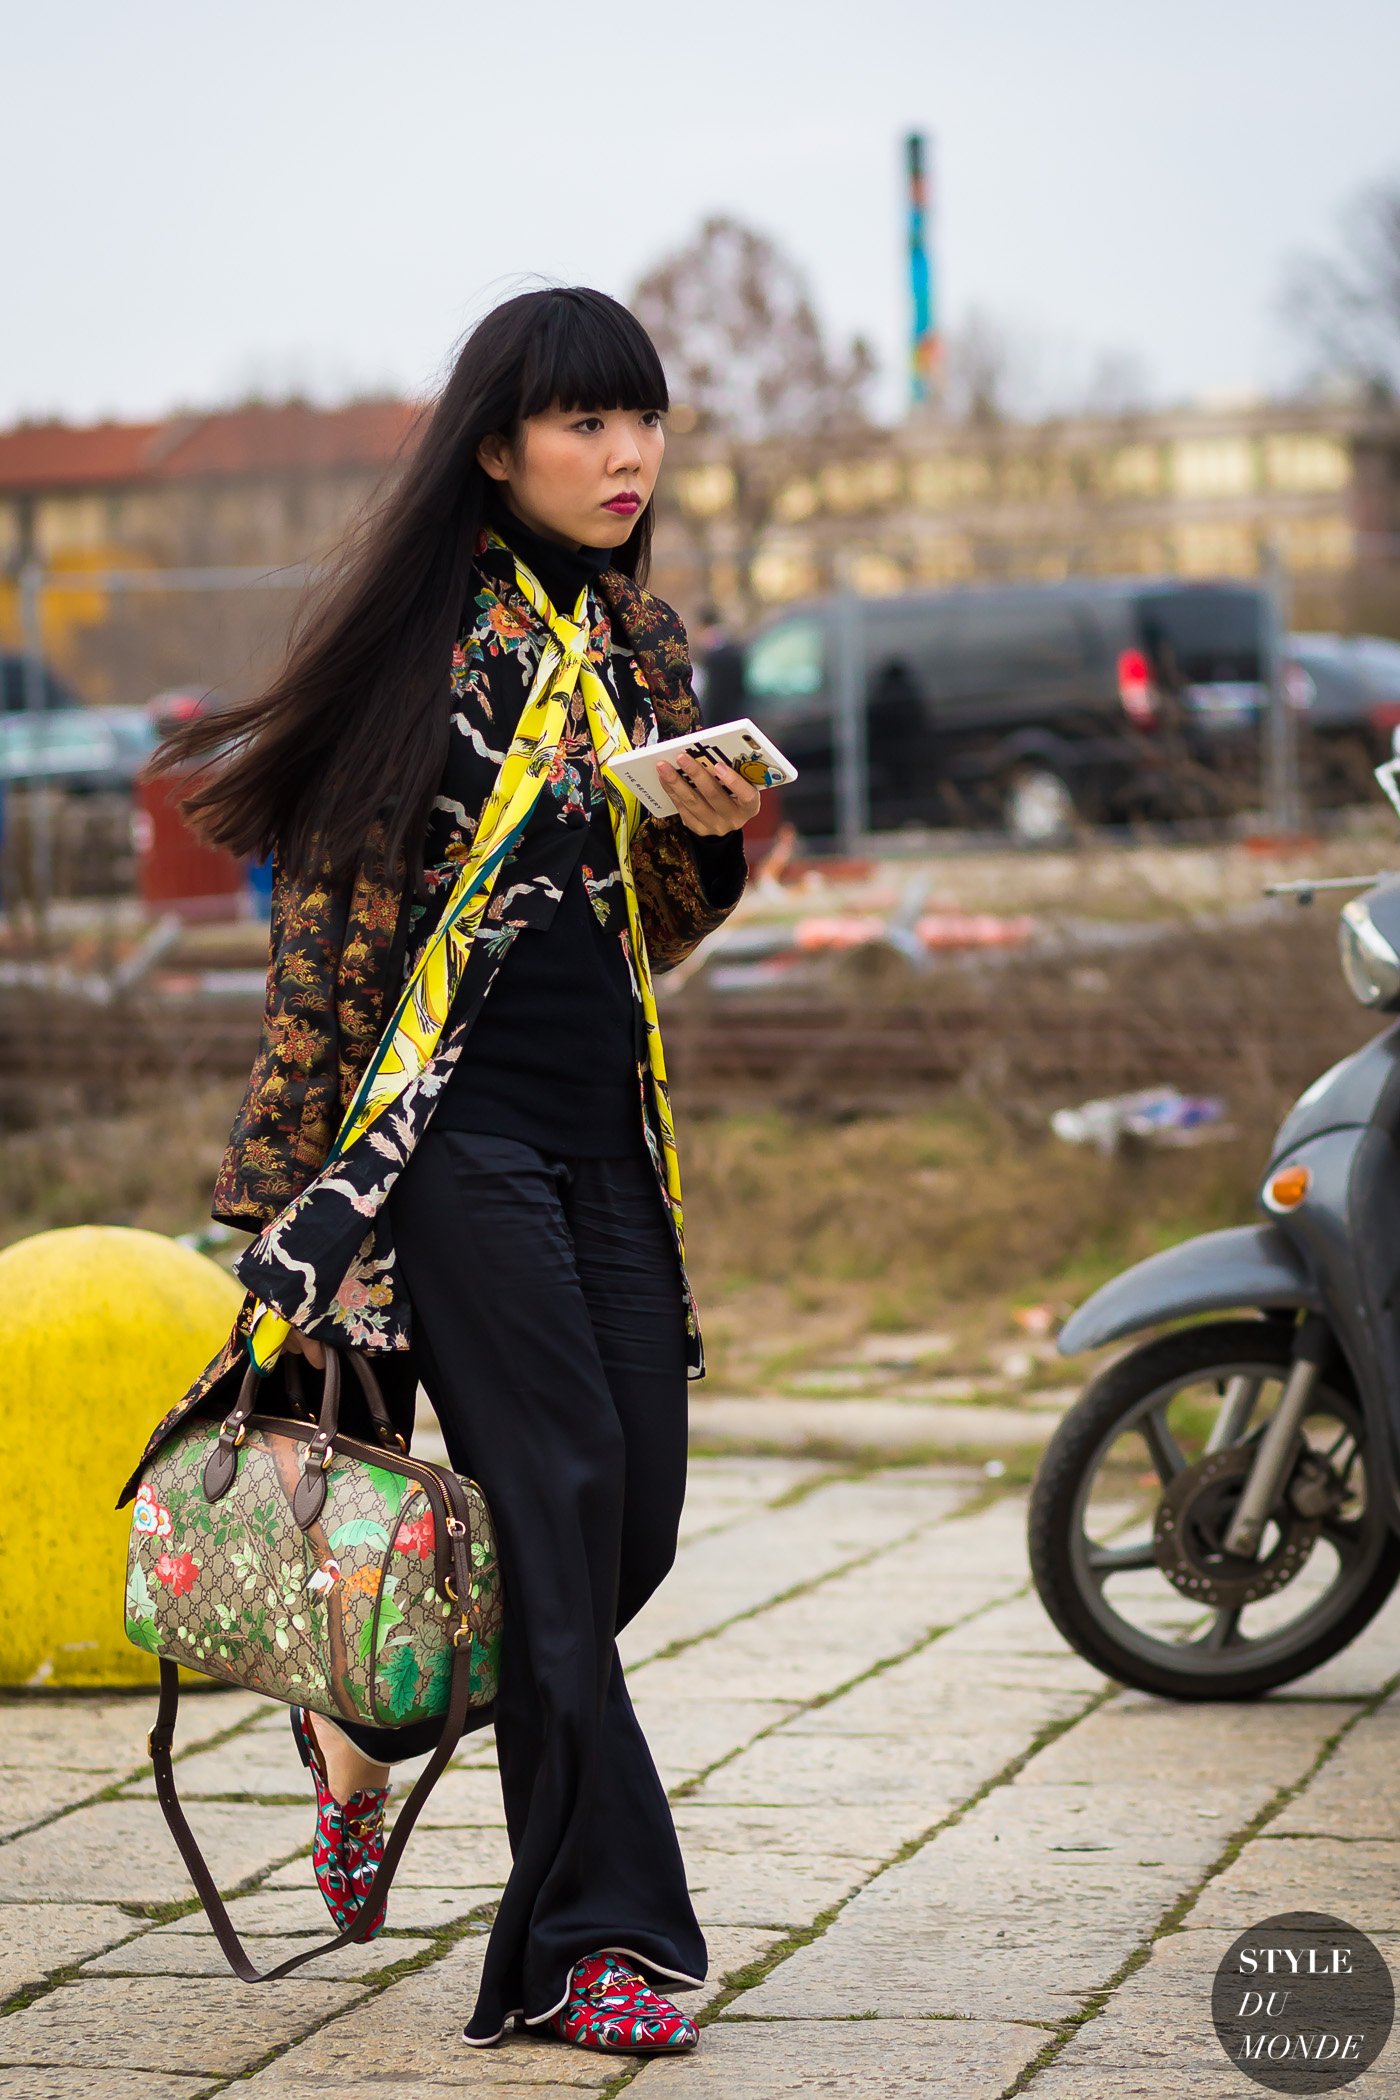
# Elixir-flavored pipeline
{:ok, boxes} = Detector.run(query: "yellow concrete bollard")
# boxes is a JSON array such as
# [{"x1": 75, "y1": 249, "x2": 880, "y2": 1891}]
[{"x1": 0, "y1": 1224, "x2": 242, "y2": 1688}]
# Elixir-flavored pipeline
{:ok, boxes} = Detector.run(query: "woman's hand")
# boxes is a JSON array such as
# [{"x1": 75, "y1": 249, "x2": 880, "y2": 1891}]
[
  {"x1": 655, "y1": 750, "x2": 763, "y2": 837},
  {"x1": 282, "y1": 1327, "x2": 326, "y2": 1371}
]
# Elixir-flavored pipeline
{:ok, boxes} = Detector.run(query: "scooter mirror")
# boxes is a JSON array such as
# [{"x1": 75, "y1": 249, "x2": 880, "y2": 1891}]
[{"x1": 1376, "y1": 751, "x2": 1400, "y2": 825}]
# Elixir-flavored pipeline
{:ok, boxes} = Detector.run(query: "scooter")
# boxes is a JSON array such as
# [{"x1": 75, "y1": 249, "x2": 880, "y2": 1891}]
[{"x1": 1030, "y1": 735, "x2": 1400, "y2": 1699}]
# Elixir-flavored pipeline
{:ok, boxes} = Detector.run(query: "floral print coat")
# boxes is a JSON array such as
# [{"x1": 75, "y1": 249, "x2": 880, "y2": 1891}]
[{"x1": 117, "y1": 549, "x2": 746, "y2": 1509}]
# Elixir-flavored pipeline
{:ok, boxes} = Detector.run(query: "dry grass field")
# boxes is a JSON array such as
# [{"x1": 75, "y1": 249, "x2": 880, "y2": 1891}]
[
  {"x1": 3, "y1": 825, "x2": 1391, "y2": 1389},
  {"x1": 0, "y1": 1075, "x2": 1281, "y2": 1393}
]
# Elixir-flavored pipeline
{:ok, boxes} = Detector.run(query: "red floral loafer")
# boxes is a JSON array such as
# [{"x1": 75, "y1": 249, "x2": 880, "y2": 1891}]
[
  {"x1": 539, "y1": 1952, "x2": 698, "y2": 2054},
  {"x1": 290, "y1": 1705, "x2": 391, "y2": 1937}
]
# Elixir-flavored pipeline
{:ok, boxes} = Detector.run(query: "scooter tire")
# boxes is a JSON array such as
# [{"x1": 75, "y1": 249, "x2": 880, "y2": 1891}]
[{"x1": 1028, "y1": 1320, "x2": 1400, "y2": 1701}]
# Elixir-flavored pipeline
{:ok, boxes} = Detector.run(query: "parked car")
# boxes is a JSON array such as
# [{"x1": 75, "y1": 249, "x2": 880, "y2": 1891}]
[
  {"x1": 0, "y1": 706, "x2": 159, "y2": 794},
  {"x1": 0, "y1": 654, "x2": 85, "y2": 713},
  {"x1": 732, "y1": 577, "x2": 1272, "y2": 844},
  {"x1": 1285, "y1": 633, "x2": 1400, "y2": 806}
]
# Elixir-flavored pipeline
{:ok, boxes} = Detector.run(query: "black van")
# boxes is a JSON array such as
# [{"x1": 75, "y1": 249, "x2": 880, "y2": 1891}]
[{"x1": 720, "y1": 577, "x2": 1271, "y2": 843}]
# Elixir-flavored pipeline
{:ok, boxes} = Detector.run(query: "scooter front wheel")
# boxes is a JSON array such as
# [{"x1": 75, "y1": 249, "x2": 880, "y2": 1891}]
[{"x1": 1029, "y1": 1319, "x2": 1400, "y2": 1700}]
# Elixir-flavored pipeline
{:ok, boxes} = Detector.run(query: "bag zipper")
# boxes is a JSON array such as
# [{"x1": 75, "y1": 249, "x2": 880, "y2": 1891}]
[{"x1": 247, "y1": 1413, "x2": 467, "y2": 1600}]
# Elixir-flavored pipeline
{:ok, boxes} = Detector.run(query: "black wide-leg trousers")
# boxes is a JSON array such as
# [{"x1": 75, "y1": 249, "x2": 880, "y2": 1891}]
[{"x1": 331, "y1": 1127, "x2": 708, "y2": 2042}]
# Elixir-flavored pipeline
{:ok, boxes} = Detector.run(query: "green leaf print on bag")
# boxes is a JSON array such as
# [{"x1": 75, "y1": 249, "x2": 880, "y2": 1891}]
[
  {"x1": 381, "y1": 1639, "x2": 422, "y2": 1721},
  {"x1": 329, "y1": 1518, "x2": 390, "y2": 1552},
  {"x1": 125, "y1": 1559, "x2": 160, "y2": 1650},
  {"x1": 357, "y1": 1579, "x2": 404, "y2": 1668},
  {"x1": 421, "y1": 1641, "x2": 453, "y2": 1712},
  {"x1": 362, "y1": 1463, "x2": 409, "y2": 1515}
]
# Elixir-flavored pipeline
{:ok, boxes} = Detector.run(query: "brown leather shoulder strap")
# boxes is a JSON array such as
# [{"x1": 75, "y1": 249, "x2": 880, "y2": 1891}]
[{"x1": 148, "y1": 1650, "x2": 479, "y2": 1982}]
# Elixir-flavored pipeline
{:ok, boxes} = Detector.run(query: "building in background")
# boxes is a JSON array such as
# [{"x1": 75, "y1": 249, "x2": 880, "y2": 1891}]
[
  {"x1": 0, "y1": 400, "x2": 416, "y2": 704},
  {"x1": 665, "y1": 389, "x2": 1400, "y2": 635},
  {"x1": 2, "y1": 389, "x2": 1398, "y2": 706}
]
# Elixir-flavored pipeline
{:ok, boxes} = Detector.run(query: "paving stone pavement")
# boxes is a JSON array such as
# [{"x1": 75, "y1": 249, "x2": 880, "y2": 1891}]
[{"x1": 3, "y1": 1452, "x2": 1399, "y2": 2097}]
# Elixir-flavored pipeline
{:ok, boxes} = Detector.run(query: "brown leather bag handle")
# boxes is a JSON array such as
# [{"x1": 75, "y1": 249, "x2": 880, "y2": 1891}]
[
  {"x1": 146, "y1": 1525, "x2": 485, "y2": 1984},
  {"x1": 291, "y1": 1348, "x2": 404, "y2": 1528},
  {"x1": 339, "y1": 1348, "x2": 407, "y2": 1450},
  {"x1": 202, "y1": 1345, "x2": 402, "y2": 1512}
]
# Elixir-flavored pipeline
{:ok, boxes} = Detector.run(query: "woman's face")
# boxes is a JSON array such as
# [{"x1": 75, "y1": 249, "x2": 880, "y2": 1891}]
[{"x1": 477, "y1": 402, "x2": 665, "y2": 552}]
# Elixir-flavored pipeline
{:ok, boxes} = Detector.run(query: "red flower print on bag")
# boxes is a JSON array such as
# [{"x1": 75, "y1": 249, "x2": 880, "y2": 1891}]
[
  {"x1": 153, "y1": 1551, "x2": 199, "y2": 1597},
  {"x1": 393, "y1": 1514, "x2": 435, "y2": 1560}
]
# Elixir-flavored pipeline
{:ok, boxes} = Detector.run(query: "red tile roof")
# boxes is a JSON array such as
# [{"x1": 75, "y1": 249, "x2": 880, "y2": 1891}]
[
  {"x1": 151, "y1": 398, "x2": 421, "y2": 479},
  {"x1": 0, "y1": 398, "x2": 422, "y2": 495},
  {"x1": 0, "y1": 420, "x2": 163, "y2": 494}
]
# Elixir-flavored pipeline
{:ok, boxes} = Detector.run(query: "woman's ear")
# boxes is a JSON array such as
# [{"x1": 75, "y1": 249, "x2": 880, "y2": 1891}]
[{"x1": 476, "y1": 432, "x2": 512, "y2": 483}]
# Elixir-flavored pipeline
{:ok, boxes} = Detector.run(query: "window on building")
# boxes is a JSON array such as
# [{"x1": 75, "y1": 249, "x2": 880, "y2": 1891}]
[
  {"x1": 749, "y1": 551, "x2": 819, "y2": 605},
  {"x1": 1263, "y1": 434, "x2": 1350, "y2": 495},
  {"x1": 1171, "y1": 439, "x2": 1257, "y2": 501},
  {"x1": 677, "y1": 464, "x2": 736, "y2": 518},
  {"x1": 849, "y1": 553, "x2": 906, "y2": 596},
  {"x1": 909, "y1": 455, "x2": 992, "y2": 508},
  {"x1": 818, "y1": 458, "x2": 902, "y2": 513},
  {"x1": 1279, "y1": 514, "x2": 1354, "y2": 571},
  {"x1": 1173, "y1": 520, "x2": 1259, "y2": 576},
  {"x1": 1102, "y1": 444, "x2": 1163, "y2": 498}
]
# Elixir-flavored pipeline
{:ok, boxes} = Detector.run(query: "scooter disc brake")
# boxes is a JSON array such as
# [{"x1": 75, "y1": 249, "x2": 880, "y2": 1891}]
[{"x1": 1153, "y1": 1445, "x2": 1321, "y2": 1609}]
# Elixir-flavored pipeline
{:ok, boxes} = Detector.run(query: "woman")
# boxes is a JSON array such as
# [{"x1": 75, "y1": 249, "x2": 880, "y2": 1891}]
[{"x1": 119, "y1": 287, "x2": 762, "y2": 2056}]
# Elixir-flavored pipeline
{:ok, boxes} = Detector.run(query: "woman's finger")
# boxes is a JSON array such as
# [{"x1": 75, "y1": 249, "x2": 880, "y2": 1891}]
[
  {"x1": 657, "y1": 757, "x2": 717, "y2": 811},
  {"x1": 667, "y1": 753, "x2": 754, "y2": 819},
  {"x1": 704, "y1": 755, "x2": 763, "y2": 817},
  {"x1": 658, "y1": 754, "x2": 763, "y2": 834},
  {"x1": 675, "y1": 758, "x2": 730, "y2": 815},
  {"x1": 286, "y1": 1329, "x2": 326, "y2": 1370},
  {"x1": 657, "y1": 759, "x2": 732, "y2": 834}
]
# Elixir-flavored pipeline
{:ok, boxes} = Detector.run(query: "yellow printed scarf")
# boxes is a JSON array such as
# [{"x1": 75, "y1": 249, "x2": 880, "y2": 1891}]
[{"x1": 247, "y1": 530, "x2": 683, "y2": 1370}]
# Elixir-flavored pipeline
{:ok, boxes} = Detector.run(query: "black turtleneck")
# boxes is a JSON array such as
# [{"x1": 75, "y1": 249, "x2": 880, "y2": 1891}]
[{"x1": 481, "y1": 489, "x2": 613, "y2": 618}]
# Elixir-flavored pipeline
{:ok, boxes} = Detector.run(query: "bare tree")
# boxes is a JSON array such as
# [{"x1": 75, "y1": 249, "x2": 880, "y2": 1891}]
[
  {"x1": 940, "y1": 306, "x2": 1151, "y2": 425},
  {"x1": 1280, "y1": 174, "x2": 1400, "y2": 395},
  {"x1": 631, "y1": 217, "x2": 875, "y2": 617},
  {"x1": 633, "y1": 215, "x2": 873, "y2": 441},
  {"x1": 938, "y1": 307, "x2": 1025, "y2": 427}
]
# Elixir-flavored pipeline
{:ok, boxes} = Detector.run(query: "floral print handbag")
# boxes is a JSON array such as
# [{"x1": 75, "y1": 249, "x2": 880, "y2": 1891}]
[{"x1": 124, "y1": 1344, "x2": 503, "y2": 1982}]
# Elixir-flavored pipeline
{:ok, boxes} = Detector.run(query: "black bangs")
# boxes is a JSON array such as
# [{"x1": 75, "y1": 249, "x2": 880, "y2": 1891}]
[{"x1": 515, "y1": 288, "x2": 669, "y2": 419}]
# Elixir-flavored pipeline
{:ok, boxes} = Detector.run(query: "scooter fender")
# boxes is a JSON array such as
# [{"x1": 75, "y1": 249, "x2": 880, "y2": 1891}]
[{"x1": 1056, "y1": 1224, "x2": 1321, "y2": 1356}]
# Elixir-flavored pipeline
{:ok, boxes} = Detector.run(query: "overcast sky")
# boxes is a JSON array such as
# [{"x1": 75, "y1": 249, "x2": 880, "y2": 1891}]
[{"x1": 5, "y1": 0, "x2": 1398, "y2": 431}]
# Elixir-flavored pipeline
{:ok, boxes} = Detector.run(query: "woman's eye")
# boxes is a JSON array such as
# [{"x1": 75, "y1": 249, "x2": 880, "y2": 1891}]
[
  {"x1": 574, "y1": 416, "x2": 604, "y2": 433},
  {"x1": 642, "y1": 410, "x2": 664, "y2": 427}
]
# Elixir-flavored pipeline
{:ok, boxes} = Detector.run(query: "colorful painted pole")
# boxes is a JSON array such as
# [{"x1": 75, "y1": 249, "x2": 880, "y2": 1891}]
[{"x1": 907, "y1": 132, "x2": 939, "y2": 406}]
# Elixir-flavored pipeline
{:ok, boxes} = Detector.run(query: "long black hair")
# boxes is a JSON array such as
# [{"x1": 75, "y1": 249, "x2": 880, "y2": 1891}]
[{"x1": 153, "y1": 287, "x2": 669, "y2": 885}]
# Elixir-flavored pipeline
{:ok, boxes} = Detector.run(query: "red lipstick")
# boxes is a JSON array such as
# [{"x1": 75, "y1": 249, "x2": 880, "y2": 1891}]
[{"x1": 602, "y1": 492, "x2": 641, "y2": 515}]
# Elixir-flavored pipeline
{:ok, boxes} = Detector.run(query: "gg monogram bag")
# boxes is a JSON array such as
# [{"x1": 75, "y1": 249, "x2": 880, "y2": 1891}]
[{"x1": 123, "y1": 1344, "x2": 503, "y2": 1980}]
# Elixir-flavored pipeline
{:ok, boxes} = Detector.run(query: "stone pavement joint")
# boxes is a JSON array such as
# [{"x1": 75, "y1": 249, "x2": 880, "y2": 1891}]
[
  {"x1": 0, "y1": 1690, "x2": 270, "y2": 1848},
  {"x1": 4, "y1": 1458, "x2": 1400, "y2": 2097},
  {"x1": 995, "y1": 1674, "x2": 1400, "y2": 2098}
]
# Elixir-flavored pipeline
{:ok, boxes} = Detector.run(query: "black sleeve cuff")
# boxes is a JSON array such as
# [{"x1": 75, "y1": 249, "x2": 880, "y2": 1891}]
[{"x1": 685, "y1": 826, "x2": 748, "y2": 909}]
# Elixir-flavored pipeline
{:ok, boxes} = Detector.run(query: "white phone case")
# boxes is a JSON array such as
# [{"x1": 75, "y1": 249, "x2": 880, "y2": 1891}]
[{"x1": 603, "y1": 716, "x2": 798, "y2": 820}]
